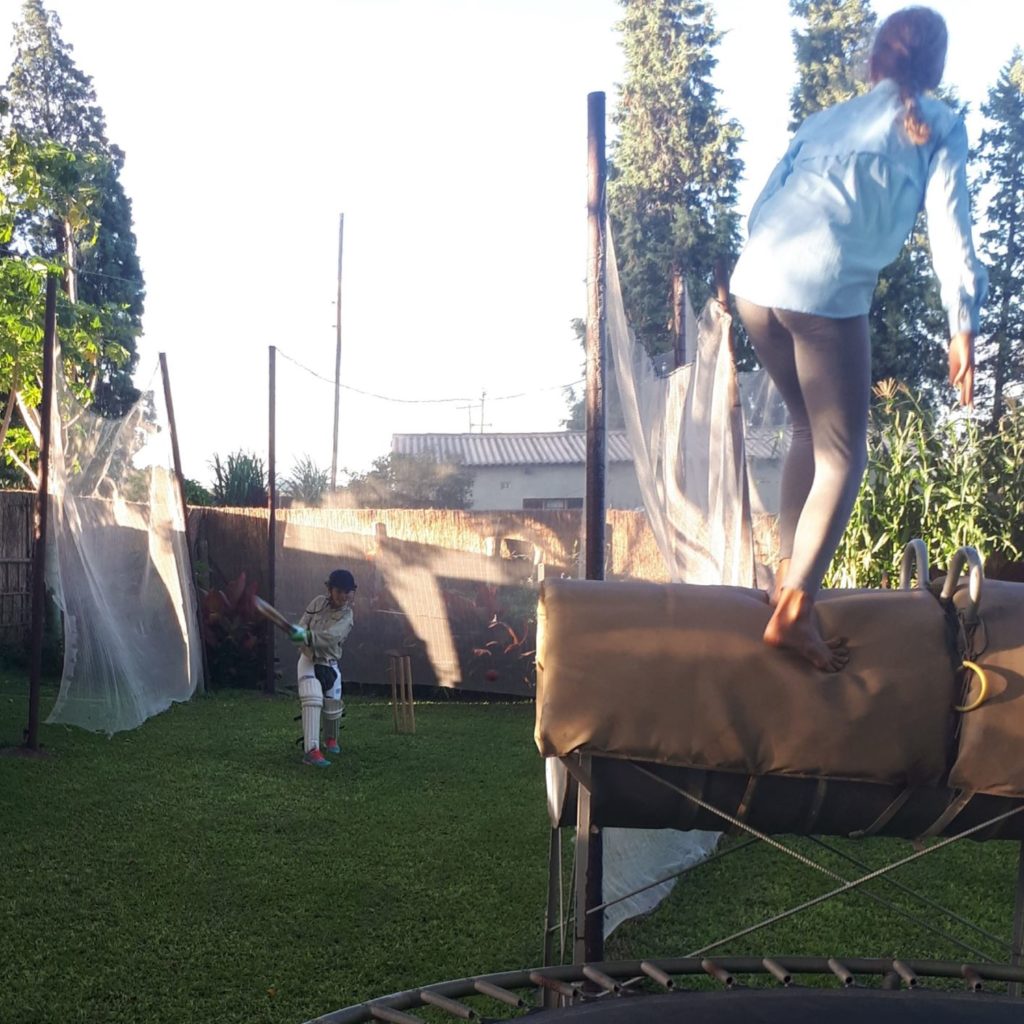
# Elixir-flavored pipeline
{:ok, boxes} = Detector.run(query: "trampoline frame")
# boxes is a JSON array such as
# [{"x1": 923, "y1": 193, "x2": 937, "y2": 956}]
[
  {"x1": 308, "y1": 955, "x2": 1024, "y2": 1022},
  {"x1": 543, "y1": 751, "x2": 1024, "y2": 997}
]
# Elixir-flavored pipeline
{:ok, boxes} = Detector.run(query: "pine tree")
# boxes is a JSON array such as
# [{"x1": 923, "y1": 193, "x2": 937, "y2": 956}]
[
  {"x1": 609, "y1": 0, "x2": 743, "y2": 362},
  {"x1": 788, "y1": 0, "x2": 948, "y2": 398},
  {"x1": 789, "y1": 0, "x2": 875, "y2": 126},
  {"x1": 2, "y1": 0, "x2": 143, "y2": 415},
  {"x1": 976, "y1": 50, "x2": 1024, "y2": 422}
]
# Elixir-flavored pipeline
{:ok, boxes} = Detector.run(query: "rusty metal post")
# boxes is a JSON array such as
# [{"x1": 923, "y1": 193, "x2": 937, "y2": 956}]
[
  {"x1": 331, "y1": 213, "x2": 344, "y2": 490},
  {"x1": 266, "y1": 345, "x2": 277, "y2": 695},
  {"x1": 581, "y1": 89, "x2": 606, "y2": 965},
  {"x1": 26, "y1": 275, "x2": 57, "y2": 751},
  {"x1": 159, "y1": 352, "x2": 209, "y2": 694}
]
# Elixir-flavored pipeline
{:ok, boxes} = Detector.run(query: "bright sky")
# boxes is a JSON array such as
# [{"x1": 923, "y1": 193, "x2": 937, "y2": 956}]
[{"x1": 0, "y1": 1, "x2": 1020, "y2": 487}]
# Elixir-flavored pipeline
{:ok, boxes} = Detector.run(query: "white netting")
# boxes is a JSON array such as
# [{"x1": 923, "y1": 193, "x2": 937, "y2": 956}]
[
  {"x1": 600, "y1": 231, "x2": 784, "y2": 936},
  {"x1": 45, "y1": 361, "x2": 202, "y2": 734}
]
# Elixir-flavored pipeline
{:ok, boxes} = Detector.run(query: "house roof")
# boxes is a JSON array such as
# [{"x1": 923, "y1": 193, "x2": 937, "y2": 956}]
[
  {"x1": 392, "y1": 427, "x2": 788, "y2": 466},
  {"x1": 392, "y1": 431, "x2": 635, "y2": 466}
]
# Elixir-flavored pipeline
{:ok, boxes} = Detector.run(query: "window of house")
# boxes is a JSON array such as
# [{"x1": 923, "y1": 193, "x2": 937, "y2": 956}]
[
  {"x1": 499, "y1": 481, "x2": 511, "y2": 490},
  {"x1": 523, "y1": 497, "x2": 584, "y2": 510}
]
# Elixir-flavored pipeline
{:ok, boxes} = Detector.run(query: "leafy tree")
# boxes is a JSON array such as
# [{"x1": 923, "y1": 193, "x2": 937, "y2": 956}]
[
  {"x1": 975, "y1": 49, "x2": 1024, "y2": 422},
  {"x1": 281, "y1": 455, "x2": 329, "y2": 507},
  {"x1": 787, "y1": 0, "x2": 948, "y2": 397},
  {"x1": 2, "y1": 0, "x2": 143, "y2": 417},
  {"x1": 344, "y1": 452, "x2": 473, "y2": 509},
  {"x1": 0, "y1": 129, "x2": 133, "y2": 485},
  {"x1": 211, "y1": 451, "x2": 268, "y2": 508},
  {"x1": 608, "y1": 0, "x2": 743, "y2": 362},
  {"x1": 183, "y1": 478, "x2": 214, "y2": 507}
]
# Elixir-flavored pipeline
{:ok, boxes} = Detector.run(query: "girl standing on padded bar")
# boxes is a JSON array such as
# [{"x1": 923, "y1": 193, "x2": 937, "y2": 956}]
[{"x1": 730, "y1": 6, "x2": 987, "y2": 672}]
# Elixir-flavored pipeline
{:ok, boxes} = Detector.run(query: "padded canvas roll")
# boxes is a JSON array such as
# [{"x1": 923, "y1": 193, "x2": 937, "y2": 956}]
[{"x1": 535, "y1": 579, "x2": 957, "y2": 787}]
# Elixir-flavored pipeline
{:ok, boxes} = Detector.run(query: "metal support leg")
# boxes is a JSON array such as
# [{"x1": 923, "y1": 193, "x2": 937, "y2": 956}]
[
  {"x1": 542, "y1": 828, "x2": 563, "y2": 969},
  {"x1": 572, "y1": 754, "x2": 603, "y2": 965},
  {"x1": 1011, "y1": 841, "x2": 1024, "y2": 998}
]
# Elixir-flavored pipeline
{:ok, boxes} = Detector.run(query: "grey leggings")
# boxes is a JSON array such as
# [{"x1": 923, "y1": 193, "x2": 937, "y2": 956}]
[{"x1": 736, "y1": 298, "x2": 871, "y2": 596}]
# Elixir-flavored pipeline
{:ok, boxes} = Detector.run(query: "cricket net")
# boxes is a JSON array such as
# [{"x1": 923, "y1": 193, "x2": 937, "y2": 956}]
[{"x1": 44, "y1": 360, "x2": 202, "y2": 734}]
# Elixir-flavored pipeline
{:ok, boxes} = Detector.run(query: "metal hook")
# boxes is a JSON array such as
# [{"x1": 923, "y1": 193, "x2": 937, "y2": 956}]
[
  {"x1": 898, "y1": 539, "x2": 930, "y2": 590},
  {"x1": 939, "y1": 546, "x2": 984, "y2": 624},
  {"x1": 954, "y1": 660, "x2": 989, "y2": 713}
]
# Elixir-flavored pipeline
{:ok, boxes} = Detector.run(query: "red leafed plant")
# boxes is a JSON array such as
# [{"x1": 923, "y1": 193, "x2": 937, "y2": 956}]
[{"x1": 199, "y1": 571, "x2": 267, "y2": 688}]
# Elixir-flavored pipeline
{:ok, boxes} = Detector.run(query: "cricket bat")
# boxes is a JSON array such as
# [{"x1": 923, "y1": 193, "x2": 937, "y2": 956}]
[{"x1": 252, "y1": 594, "x2": 300, "y2": 635}]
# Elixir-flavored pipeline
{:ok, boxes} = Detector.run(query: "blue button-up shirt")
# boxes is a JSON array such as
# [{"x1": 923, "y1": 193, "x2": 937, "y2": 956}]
[{"x1": 731, "y1": 79, "x2": 987, "y2": 336}]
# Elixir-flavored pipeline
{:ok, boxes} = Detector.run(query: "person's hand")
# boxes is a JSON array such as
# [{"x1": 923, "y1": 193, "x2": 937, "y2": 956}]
[
  {"x1": 948, "y1": 332, "x2": 975, "y2": 408},
  {"x1": 289, "y1": 625, "x2": 310, "y2": 646}
]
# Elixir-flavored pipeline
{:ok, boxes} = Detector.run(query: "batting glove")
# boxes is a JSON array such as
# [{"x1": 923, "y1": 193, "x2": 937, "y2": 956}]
[{"x1": 289, "y1": 626, "x2": 310, "y2": 646}]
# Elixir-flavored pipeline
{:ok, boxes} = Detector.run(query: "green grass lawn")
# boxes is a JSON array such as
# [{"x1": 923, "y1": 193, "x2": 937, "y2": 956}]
[{"x1": 2, "y1": 673, "x2": 1022, "y2": 1023}]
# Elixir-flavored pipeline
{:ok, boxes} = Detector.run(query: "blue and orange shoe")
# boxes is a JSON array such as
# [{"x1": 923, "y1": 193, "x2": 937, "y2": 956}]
[
  {"x1": 302, "y1": 747, "x2": 331, "y2": 768},
  {"x1": 324, "y1": 738, "x2": 341, "y2": 756}
]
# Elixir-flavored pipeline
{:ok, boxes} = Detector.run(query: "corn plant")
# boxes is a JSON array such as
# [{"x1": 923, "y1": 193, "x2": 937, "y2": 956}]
[{"x1": 825, "y1": 381, "x2": 1024, "y2": 588}]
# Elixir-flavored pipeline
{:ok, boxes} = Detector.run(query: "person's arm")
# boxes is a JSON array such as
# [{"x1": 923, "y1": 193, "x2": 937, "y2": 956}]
[
  {"x1": 307, "y1": 606, "x2": 354, "y2": 661},
  {"x1": 923, "y1": 118, "x2": 988, "y2": 405},
  {"x1": 289, "y1": 598, "x2": 320, "y2": 648}
]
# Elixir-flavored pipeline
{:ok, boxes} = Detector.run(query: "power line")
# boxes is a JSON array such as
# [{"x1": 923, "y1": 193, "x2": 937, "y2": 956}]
[{"x1": 276, "y1": 347, "x2": 583, "y2": 405}]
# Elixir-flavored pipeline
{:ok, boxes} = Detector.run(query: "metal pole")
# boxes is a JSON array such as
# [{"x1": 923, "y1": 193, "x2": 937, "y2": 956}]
[
  {"x1": 331, "y1": 213, "x2": 344, "y2": 490},
  {"x1": 159, "y1": 352, "x2": 209, "y2": 695},
  {"x1": 585, "y1": 92, "x2": 607, "y2": 582},
  {"x1": 26, "y1": 274, "x2": 58, "y2": 751},
  {"x1": 1011, "y1": 841, "x2": 1024, "y2": 997},
  {"x1": 266, "y1": 345, "x2": 277, "y2": 695},
  {"x1": 582, "y1": 91, "x2": 607, "y2": 965}
]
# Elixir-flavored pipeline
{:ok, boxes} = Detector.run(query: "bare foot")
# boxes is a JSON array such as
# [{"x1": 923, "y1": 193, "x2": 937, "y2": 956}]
[{"x1": 763, "y1": 586, "x2": 849, "y2": 672}]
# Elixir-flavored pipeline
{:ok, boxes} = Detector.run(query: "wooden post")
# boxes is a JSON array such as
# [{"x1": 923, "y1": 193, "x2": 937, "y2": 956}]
[
  {"x1": 402, "y1": 656, "x2": 415, "y2": 733},
  {"x1": 26, "y1": 275, "x2": 58, "y2": 751},
  {"x1": 266, "y1": 345, "x2": 277, "y2": 695},
  {"x1": 582, "y1": 90, "x2": 606, "y2": 965},
  {"x1": 159, "y1": 352, "x2": 209, "y2": 695},
  {"x1": 331, "y1": 213, "x2": 344, "y2": 491},
  {"x1": 386, "y1": 651, "x2": 415, "y2": 734}
]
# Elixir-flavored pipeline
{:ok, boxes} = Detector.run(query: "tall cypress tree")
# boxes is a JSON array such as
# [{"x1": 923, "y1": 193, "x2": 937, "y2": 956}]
[
  {"x1": 787, "y1": 0, "x2": 948, "y2": 398},
  {"x1": 609, "y1": 0, "x2": 743, "y2": 362},
  {"x1": 975, "y1": 50, "x2": 1024, "y2": 422},
  {"x1": 789, "y1": 0, "x2": 875, "y2": 126},
  {"x1": 2, "y1": 0, "x2": 143, "y2": 416}
]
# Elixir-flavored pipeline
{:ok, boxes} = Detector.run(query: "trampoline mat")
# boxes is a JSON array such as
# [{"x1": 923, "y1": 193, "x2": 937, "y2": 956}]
[{"x1": 523, "y1": 987, "x2": 1023, "y2": 1021}]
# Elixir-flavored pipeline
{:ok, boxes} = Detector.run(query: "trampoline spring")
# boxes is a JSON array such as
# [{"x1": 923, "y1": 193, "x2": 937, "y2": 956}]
[
  {"x1": 419, "y1": 990, "x2": 478, "y2": 1019},
  {"x1": 701, "y1": 959, "x2": 735, "y2": 988},
  {"x1": 472, "y1": 980, "x2": 524, "y2": 1008},
  {"x1": 640, "y1": 961, "x2": 675, "y2": 990},
  {"x1": 762, "y1": 958, "x2": 792, "y2": 986},
  {"x1": 529, "y1": 971, "x2": 578, "y2": 999},
  {"x1": 582, "y1": 965, "x2": 621, "y2": 994},
  {"x1": 368, "y1": 1004, "x2": 424, "y2": 1024},
  {"x1": 892, "y1": 960, "x2": 918, "y2": 987},
  {"x1": 827, "y1": 958, "x2": 855, "y2": 987},
  {"x1": 961, "y1": 966, "x2": 984, "y2": 992}
]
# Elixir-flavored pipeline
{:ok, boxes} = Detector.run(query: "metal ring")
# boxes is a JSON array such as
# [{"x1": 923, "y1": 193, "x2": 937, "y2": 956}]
[
  {"x1": 939, "y1": 546, "x2": 984, "y2": 624},
  {"x1": 898, "y1": 539, "x2": 930, "y2": 590},
  {"x1": 954, "y1": 660, "x2": 989, "y2": 713}
]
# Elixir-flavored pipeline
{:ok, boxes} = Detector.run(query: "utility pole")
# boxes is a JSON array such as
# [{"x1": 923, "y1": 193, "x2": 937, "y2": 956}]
[
  {"x1": 330, "y1": 213, "x2": 344, "y2": 490},
  {"x1": 457, "y1": 391, "x2": 491, "y2": 433}
]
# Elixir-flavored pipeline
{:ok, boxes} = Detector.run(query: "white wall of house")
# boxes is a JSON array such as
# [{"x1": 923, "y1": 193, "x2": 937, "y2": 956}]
[{"x1": 469, "y1": 462, "x2": 643, "y2": 510}]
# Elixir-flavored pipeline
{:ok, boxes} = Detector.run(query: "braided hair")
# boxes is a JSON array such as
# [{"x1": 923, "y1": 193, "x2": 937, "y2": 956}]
[{"x1": 869, "y1": 6, "x2": 948, "y2": 145}]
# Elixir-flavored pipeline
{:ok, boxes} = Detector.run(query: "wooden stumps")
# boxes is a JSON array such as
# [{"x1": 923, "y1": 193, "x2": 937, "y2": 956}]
[{"x1": 386, "y1": 651, "x2": 416, "y2": 734}]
